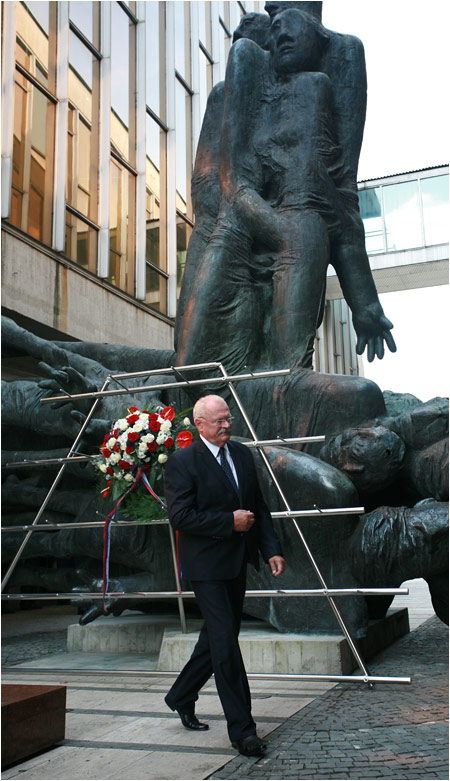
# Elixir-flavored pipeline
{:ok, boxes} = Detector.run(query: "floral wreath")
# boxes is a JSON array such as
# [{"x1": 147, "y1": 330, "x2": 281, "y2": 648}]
[{"x1": 93, "y1": 404, "x2": 196, "y2": 609}]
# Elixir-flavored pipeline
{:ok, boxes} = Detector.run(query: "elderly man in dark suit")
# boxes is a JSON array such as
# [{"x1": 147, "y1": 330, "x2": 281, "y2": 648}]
[{"x1": 164, "y1": 394, "x2": 285, "y2": 757}]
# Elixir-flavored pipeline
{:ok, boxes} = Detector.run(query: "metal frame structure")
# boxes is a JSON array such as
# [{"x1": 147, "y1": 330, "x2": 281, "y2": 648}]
[{"x1": 2, "y1": 362, "x2": 411, "y2": 685}]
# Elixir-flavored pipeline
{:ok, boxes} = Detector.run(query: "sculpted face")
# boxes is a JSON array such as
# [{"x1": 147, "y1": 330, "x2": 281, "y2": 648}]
[
  {"x1": 194, "y1": 396, "x2": 233, "y2": 447},
  {"x1": 232, "y1": 12, "x2": 271, "y2": 49},
  {"x1": 320, "y1": 426, "x2": 406, "y2": 491},
  {"x1": 270, "y1": 9, "x2": 326, "y2": 75},
  {"x1": 265, "y1": 1, "x2": 323, "y2": 22}
]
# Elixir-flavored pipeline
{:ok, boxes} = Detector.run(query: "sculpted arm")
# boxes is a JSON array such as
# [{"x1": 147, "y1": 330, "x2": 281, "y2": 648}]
[{"x1": 219, "y1": 40, "x2": 282, "y2": 247}]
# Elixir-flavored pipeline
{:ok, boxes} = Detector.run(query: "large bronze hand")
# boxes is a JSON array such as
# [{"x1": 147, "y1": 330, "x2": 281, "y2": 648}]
[{"x1": 353, "y1": 303, "x2": 397, "y2": 362}]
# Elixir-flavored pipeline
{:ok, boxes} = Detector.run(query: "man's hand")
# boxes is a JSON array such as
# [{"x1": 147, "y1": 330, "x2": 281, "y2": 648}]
[
  {"x1": 268, "y1": 555, "x2": 285, "y2": 577},
  {"x1": 233, "y1": 510, "x2": 255, "y2": 532}
]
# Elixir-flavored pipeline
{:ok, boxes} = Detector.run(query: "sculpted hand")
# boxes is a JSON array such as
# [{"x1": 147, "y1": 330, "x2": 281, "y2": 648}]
[
  {"x1": 233, "y1": 510, "x2": 255, "y2": 532},
  {"x1": 353, "y1": 303, "x2": 397, "y2": 362},
  {"x1": 269, "y1": 555, "x2": 285, "y2": 576}
]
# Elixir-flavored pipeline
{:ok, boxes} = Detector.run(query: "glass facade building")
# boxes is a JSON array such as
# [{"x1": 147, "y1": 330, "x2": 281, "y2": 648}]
[{"x1": 2, "y1": 0, "x2": 262, "y2": 336}]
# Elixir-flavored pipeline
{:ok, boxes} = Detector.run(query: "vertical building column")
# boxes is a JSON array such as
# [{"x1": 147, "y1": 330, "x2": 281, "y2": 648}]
[
  {"x1": 135, "y1": 1, "x2": 147, "y2": 300},
  {"x1": 98, "y1": 3, "x2": 111, "y2": 278},
  {"x1": 165, "y1": 1, "x2": 178, "y2": 318},
  {"x1": 210, "y1": 3, "x2": 221, "y2": 86},
  {"x1": 52, "y1": 2, "x2": 69, "y2": 251},
  {"x1": 190, "y1": 1, "x2": 202, "y2": 158},
  {"x1": 1, "y1": 1, "x2": 16, "y2": 218}
]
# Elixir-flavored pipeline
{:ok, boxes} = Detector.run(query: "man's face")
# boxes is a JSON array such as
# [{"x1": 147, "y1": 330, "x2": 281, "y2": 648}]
[
  {"x1": 270, "y1": 9, "x2": 322, "y2": 75},
  {"x1": 195, "y1": 399, "x2": 233, "y2": 447}
]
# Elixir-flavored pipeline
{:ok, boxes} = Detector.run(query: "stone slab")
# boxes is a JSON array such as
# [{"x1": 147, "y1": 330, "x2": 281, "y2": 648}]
[
  {"x1": 157, "y1": 608, "x2": 410, "y2": 675},
  {"x1": 1, "y1": 684, "x2": 66, "y2": 769}
]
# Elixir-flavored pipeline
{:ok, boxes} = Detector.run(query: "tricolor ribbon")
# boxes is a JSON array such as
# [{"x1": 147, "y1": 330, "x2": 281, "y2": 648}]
[{"x1": 102, "y1": 469, "x2": 183, "y2": 611}]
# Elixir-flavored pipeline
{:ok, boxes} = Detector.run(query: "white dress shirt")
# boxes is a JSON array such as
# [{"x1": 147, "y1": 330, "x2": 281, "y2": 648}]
[{"x1": 200, "y1": 435, "x2": 240, "y2": 489}]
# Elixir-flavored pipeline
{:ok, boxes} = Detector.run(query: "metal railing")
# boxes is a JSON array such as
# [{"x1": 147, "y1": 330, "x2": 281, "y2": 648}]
[{"x1": 2, "y1": 362, "x2": 411, "y2": 685}]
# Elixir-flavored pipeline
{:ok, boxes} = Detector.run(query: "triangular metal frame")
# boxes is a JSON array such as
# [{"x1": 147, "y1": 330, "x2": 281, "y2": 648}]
[{"x1": 2, "y1": 362, "x2": 410, "y2": 685}]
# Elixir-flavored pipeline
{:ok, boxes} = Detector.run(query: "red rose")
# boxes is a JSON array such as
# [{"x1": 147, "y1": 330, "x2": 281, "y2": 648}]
[
  {"x1": 147, "y1": 441, "x2": 157, "y2": 452},
  {"x1": 126, "y1": 445, "x2": 134, "y2": 455},
  {"x1": 149, "y1": 413, "x2": 158, "y2": 421},
  {"x1": 149, "y1": 421, "x2": 160, "y2": 432},
  {"x1": 128, "y1": 406, "x2": 138, "y2": 413},
  {"x1": 113, "y1": 443, "x2": 120, "y2": 452},
  {"x1": 101, "y1": 447, "x2": 111, "y2": 458},
  {"x1": 113, "y1": 429, "x2": 119, "y2": 437},
  {"x1": 164, "y1": 437, "x2": 174, "y2": 449},
  {"x1": 128, "y1": 432, "x2": 140, "y2": 442},
  {"x1": 176, "y1": 430, "x2": 193, "y2": 448},
  {"x1": 126, "y1": 414, "x2": 139, "y2": 425},
  {"x1": 161, "y1": 406, "x2": 175, "y2": 421},
  {"x1": 118, "y1": 460, "x2": 132, "y2": 469},
  {"x1": 106, "y1": 466, "x2": 114, "y2": 476}
]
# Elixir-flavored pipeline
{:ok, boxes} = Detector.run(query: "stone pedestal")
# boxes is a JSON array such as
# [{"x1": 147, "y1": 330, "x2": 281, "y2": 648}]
[
  {"x1": 67, "y1": 608, "x2": 409, "y2": 675},
  {"x1": 1, "y1": 684, "x2": 66, "y2": 769}
]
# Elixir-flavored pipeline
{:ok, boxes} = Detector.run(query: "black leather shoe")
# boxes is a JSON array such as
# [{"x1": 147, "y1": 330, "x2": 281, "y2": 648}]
[
  {"x1": 177, "y1": 710, "x2": 209, "y2": 731},
  {"x1": 232, "y1": 735, "x2": 266, "y2": 756}
]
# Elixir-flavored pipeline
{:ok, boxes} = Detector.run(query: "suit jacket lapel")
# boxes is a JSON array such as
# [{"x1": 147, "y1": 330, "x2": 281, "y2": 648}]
[{"x1": 196, "y1": 437, "x2": 240, "y2": 500}]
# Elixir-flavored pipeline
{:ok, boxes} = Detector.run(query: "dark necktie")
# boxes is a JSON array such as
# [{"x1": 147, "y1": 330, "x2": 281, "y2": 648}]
[{"x1": 218, "y1": 447, "x2": 239, "y2": 494}]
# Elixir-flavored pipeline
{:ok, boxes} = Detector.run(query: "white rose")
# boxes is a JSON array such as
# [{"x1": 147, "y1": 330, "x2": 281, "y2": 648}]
[
  {"x1": 160, "y1": 420, "x2": 171, "y2": 433},
  {"x1": 141, "y1": 434, "x2": 154, "y2": 444},
  {"x1": 110, "y1": 453, "x2": 120, "y2": 464},
  {"x1": 124, "y1": 473, "x2": 134, "y2": 482},
  {"x1": 156, "y1": 432, "x2": 166, "y2": 445},
  {"x1": 158, "y1": 453, "x2": 168, "y2": 464},
  {"x1": 133, "y1": 421, "x2": 144, "y2": 432},
  {"x1": 139, "y1": 413, "x2": 149, "y2": 422},
  {"x1": 114, "y1": 471, "x2": 124, "y2": 479},
  {"x1": 117, "y1": 419, "x2": 128, "y2": 431},
  {"x1": 107, "y1": 438, "x2": 117, "y2": 448},
  {"x1": 99, "y1": 463, "x2": 107, "y2": 473},
  {"x1": 183, "y1": 417, "x2": 191, "y2": 426}
]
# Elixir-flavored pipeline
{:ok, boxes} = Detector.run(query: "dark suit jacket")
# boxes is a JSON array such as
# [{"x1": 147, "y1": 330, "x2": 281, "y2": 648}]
[{"x1": 163, "y1": 437, "x2": 282, "y2": 581}]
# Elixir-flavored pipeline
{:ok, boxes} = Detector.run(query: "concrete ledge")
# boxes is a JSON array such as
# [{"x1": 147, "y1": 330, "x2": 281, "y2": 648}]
[
  {"x1": 66, "y1": 608, "x2": 410, "y2": 676},
  {"x1": 157, "y1": 628, "x2": 355, "y2": 674},
  {"x1": 67, "y1": 614, "x2": 175, "y2": 654}
]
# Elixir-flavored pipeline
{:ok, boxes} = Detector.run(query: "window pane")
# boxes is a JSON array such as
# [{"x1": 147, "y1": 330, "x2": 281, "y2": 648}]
[
  {"x1": 177, "y1": 218, "x2": 192, "y2": 296},
  {"x1": 65, "y1": 210, "x2": 97, "y2": 269},
  {"x1": 67, "y1": 31, "x2": 99, "y2": 221},
  {"x1": 175, "y1": 80, "x2": 188, "y2": 210},
  {"x1": 421, "y1": 175, "x2": 449, "y2": 246},
  {"x1": 173, "y1": 1, "x2": 188, "y2": 81},
  {"x1": 111, "y1": 2, "x2": 135, "y2": 163},
  {"x1": 9, "y1": 74, "x2": 55, "y2": 244},
  {"x1": 145, "y1": 1, "x2": 160, "y2": 114},
  {"x1": 15, "y1": 0, "x2": 56, "y2": 91},
  {"x1": 69, "y1": 1, "x2": 99, "y2": 48},
  {"x1": 109, "y1": 159, "x2": 136, "y2": 294},
  {"x1": 198, "y1": 0, "x2": 206, "y2": 46},
  {"x1": 145, "y1": 265, "x2": 167, "y2": 313},
  {"x1": 383, "y1": 180, "x2": 422, "y2": 252},
  {"x1": 358, "y1": 187, "x2": 384, "y2": 255}
]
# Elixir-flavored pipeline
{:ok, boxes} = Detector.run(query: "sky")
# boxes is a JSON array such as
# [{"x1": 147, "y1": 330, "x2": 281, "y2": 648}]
[{"x1": 322, "y1": 0, "x2": 449, "y2": 401}]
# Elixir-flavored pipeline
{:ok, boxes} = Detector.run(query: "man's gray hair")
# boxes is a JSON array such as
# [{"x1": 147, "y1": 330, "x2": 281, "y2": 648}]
[{"x1": 193, "y1": 395, "x2": 227, "y2": 421}]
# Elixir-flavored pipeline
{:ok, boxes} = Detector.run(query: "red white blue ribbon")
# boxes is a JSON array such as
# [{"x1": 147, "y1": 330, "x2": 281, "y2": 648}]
[{"x1": 102, "y1": 469, "x2": 170, "y2": 612}]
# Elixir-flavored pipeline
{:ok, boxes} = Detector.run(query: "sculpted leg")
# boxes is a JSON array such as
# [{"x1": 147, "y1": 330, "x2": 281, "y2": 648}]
[{"x1": 271, "y1": 211, "x2": 330, "y2": 369}]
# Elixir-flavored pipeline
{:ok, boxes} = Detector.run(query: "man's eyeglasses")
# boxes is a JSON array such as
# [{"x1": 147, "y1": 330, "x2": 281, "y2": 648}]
[{"x1": 206, "y1": 416, "x2": 234, "y2": 426}]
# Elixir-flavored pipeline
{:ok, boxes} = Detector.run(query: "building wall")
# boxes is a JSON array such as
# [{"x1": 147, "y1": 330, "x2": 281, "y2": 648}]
[{"x1": 1, "y1": 0, "x2": 262, "y2": 347}]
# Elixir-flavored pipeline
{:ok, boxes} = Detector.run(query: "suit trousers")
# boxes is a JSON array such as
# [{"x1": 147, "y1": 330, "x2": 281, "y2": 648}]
[{"x1": 165, "y1": 557, "x2": 256, "y2": 741}]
